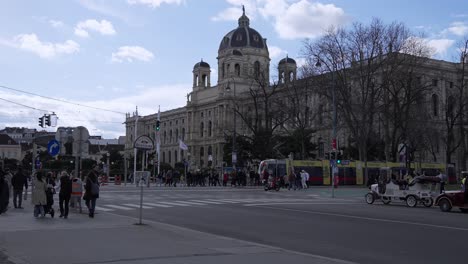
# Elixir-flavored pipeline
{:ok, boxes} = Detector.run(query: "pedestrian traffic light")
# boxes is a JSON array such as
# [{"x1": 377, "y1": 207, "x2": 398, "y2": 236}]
[
  {"x1": 337, "y1": 159, "x2": 341, "y2": 165},
  {"x1": 38, "y1": 115, "x2": 45, "y2": 128},
  {"x1": 155, "y1": 120, "x2": 161, "y2": 131},
  {"x1": 45, "y1": 114, "x2": 51, "y2": 126}
]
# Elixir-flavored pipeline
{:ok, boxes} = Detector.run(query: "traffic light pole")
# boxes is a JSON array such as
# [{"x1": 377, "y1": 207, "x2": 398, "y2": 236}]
[{"x1": 331, "y1": 71, "x2": 337, "y2": 199}]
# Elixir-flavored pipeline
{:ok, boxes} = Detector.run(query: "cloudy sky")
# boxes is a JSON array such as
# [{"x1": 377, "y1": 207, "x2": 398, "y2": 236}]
[{"x1": 0, "y1": 0, "x2": 467, "y2": 139}]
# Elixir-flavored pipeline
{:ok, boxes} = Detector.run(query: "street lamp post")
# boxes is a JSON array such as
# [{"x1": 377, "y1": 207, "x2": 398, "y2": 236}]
[
  {"x1": 316, "y1": 59, "x2": 337, "y2": 198},
  {"x1": 106, "y1": 152, "x2": 110, "y2": 182},
  {"x1": 226, "y1": 81, "x2": 237, "y2": 173}
]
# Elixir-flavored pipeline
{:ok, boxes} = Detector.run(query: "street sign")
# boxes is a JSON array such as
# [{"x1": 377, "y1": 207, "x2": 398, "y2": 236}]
[
  {"x1": 35, "y1": 159, "x2": 41, "y2": 169},
  {"x1": 47, "y1": 139, "x2": 60, "y2": 156},
  {"x1": 134, "y1": 135, "x2": 154, "y2": 150}
]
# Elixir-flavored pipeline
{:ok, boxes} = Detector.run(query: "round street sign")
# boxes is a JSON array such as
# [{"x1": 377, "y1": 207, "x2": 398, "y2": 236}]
[
  {"x1": 47, "y1": 139, "x2": 60, "y2": 156},
  {"x1": 134, "y1": 135, "x2": 154, "y2": 150}
]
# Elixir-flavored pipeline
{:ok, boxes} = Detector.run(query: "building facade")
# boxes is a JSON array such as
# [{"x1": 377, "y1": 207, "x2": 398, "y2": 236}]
[{"x1": 125, "y1": 9, "x2": 468, "y2": 172}]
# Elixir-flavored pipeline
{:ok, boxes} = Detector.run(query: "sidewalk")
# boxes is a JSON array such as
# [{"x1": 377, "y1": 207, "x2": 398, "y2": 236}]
[{"x1": 0, "y1": 204, "x2": 355, "y2": 264}]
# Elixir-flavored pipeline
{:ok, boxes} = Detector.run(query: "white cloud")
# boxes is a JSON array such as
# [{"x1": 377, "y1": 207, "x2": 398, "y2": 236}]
[
  {"x1": 127, "y1": 0, "x2": 184, "y2": 8},
  {"x1": 425, "y1": 38, "x2": 455, "y2": 57},
  {"x1": 0, "y1": 34, "x2": 79, "y2": 59},
  {"x1": 213, "y1": 0, "x2": 348, "y2": 40},
  {"x1": 74, "y1": 19, "x2": 116, "y2": 38},
  {"x1": 111, "y1": 46, "x2": 154, "y2": 62},
  {"x1": 446, "y1": 21, "x2": 468, "y2": 36},
  {"x1": 275, "y1": 1, "x2": 348, "y2": 39},
  {"x1": 0, "y1": 84, "x2": 189, "y2": 138},
  {"x1": 269, "y1": 45, "x2": 286, "y2": 59},
  {"x1": 49, "y1": 19, "x2": 64, "y2": 28}
]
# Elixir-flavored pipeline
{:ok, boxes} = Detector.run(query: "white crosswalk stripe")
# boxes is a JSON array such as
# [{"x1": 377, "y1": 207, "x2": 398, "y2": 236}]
[
  {"x1": 104, "y1": 205, "x2": 134, "y2": 210},
  {"x1": 190, "y1": 200, "x2": 224, "y2": 204},
  {"x1": 143, "y1": 202, "x2": 172, "y2": 208},
  {"x1": 173, "y1": 200, "x2": 207, "y2": 206},
  {"x1": 157, "y1": 201, "x2": 190, "y2": 206},
  {"x1": 123, "y1": 203, "x2": 153, "y2": 209},
  {"x1": 95, "y1": 206, "x2": 115, "y2": 212}
]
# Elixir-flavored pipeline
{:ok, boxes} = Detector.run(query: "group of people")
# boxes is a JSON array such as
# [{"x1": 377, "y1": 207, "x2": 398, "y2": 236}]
[{"x1": 0, "y1": 165, "x2": 101, "y2": 219}]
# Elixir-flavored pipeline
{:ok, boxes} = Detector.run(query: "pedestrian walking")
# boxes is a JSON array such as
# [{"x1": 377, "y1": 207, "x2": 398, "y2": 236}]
[
  {"x1": 295, "y1": 170, "x2": 302, "y2": 189},
  {"x1": 11, "y1": 167, "x2": 28, "y2": 209},
  {"x1": 0, "y1": 169, "x2": 9, "y2": 214},
  {"x1": 288, "y1": 169, "x2": 296, "y2": 191},
  {"x1": 31, "y1": 171, "x2": 47, "y2": 218},
  {"x1": 58, "y1": 171, "x2": 72, "y2": 219},
  {"x1": 223, "y1": 171, "x2": 228, "y2": 187},
  {"x1": 84, "y1": 167, "x2": 100, "y2": 218},
  {"x1": 301, "y1": 170, "x2": 308, "y2": 189},
  {"x1": 70, "y1": 175, "x2": 83, "y2": 213}
]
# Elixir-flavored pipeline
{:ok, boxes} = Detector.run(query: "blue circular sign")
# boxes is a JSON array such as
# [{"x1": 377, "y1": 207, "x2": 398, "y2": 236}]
[{"x1": 47, "y1": 139, "x2": 60, "y2": 156}]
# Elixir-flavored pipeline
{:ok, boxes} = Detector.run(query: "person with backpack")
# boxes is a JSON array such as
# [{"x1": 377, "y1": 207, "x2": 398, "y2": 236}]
[
  {"x1": 58, "y1": 171, "x2": 72, "y2": 219},
  {"x1": 84, "y1": 166, "x2": 100, "y2": 218}
]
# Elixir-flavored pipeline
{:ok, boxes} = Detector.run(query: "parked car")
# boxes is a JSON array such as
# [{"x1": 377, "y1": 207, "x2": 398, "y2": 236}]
[{"x1": 435, "y1": 191, "x2": 468, "y2": 213}]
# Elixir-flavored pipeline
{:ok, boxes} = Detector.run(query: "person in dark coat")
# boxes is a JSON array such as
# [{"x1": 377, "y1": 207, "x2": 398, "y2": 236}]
[
  {"x1": 11, "y1": 167, "x2": 28, "y2": 209},
  {"x1": 0, "y1": 170, "x2": 9, "y2": 214},
  {"x1": 58, "y1": 171, "x2": 72, "y2": 218},
  {"x1": 84, "y1": 167, "x2": 99, "y2": 218}
]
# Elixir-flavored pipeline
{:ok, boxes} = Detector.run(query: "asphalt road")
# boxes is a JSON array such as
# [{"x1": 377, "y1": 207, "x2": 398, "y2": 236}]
[{"x1": 97, "y1": 186, "x2": 468, "y2": 264}]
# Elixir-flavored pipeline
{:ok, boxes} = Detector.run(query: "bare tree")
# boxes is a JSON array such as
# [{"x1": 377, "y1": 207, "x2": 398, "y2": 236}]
[{"x1": 303, "y1": 18, "x2": 421, "y2": 180}]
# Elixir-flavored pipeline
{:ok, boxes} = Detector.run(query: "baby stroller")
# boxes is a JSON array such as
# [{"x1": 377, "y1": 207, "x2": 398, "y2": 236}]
[{"x1": 44, "y1": 179, "x2": 55, "y2": 218}]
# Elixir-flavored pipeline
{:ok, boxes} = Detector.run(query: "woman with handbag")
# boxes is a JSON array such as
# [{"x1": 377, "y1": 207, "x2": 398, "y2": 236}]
[
  {"x1": 84, "y1": 167, "x2": 100, "y2": 218},
  {"x1": 31, "y1": 171, "x2": 47, "y2": 218}
]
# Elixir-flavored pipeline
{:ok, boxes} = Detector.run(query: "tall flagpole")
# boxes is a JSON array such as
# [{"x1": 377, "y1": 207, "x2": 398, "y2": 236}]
[
  {"x1": 157, "y1": 106, "x2": 161, "y2": 178},
  {"x1": 133, "y1": 106, "x2": 138, "y2": 185}
]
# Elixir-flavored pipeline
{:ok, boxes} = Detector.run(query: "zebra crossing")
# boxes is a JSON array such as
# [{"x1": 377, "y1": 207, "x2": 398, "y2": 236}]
[{"x1": 95, "y1": 198, "x2": 315, "y2": 212}]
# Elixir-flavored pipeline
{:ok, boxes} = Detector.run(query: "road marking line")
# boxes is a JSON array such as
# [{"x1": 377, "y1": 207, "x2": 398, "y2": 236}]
[
  {"x1": 245, "y1": 202, "x2": 360, "y2": 206},
  {"x1": 254, "y1": 205, "x2": 468, "y2": 232},
  {"x1": 157, "y1": 201, "x2": 190, "y2": 206},
  {"x1": 95, "y1": 206, "x2": 114, "y2": 212},
  {"x1": 174, "y1": 200, "x2": 207, "y2": 205},
  {"x1": 143, "y1": 202, "x2": 172, "y2": 208},
  {"x1": 190, "y1": 200, "x2": 223, "y2": 204},
  {"x1": 123, "y1": 203, "x2": 153, "y2": 209},
  {"x1": 103, "y1": 205, "x2": 134, "y2": 210},
  {"x1": 207, "y1": 199, "x2": 239, "y2": 203}
]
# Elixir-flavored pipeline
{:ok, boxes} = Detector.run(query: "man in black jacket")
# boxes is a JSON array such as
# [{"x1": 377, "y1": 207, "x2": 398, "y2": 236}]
[
  {"x1": 58, "y1": 171, "x2": 72, "y2": 218},
  {"x1": 11, "y1": 167, "x2": 28, "y2": 209}
]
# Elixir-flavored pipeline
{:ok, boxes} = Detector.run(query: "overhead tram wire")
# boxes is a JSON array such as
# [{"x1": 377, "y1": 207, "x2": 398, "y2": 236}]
[
  {"x1": 0, "y1": 84, "x2": 126, "y2": 115},
  {"x1": 0, "y1": 97, "x2": 50, "y2": 113}
]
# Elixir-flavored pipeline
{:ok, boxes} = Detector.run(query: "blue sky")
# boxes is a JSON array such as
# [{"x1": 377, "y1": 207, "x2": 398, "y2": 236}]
[{"x1": 0, "y1": 0, "x2": 467, "y2": 138}]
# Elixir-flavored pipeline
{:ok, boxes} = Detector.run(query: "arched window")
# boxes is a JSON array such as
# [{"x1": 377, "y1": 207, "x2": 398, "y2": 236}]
[
  {"x1": 222, "y1": 63, "x2": 225, "y2": 78},
  {"x1": 168, "y1": 150, "x2": 171, "y2": 163},
  {"x1": 254, "y1": 61, "x2": 260, "y2": 77},
  {"x1": 448, "y1": 96, "x2": 455, "y2": 117},
  {"x1": 200, "y1": 122, "x2": 204, "y2": 137},
  {"x1": 175, "y1": 129, "x2": 179, "y2": 142},
  {"x1": 174, "y1": 151, "x2": 178, "y2": 163},
  {"x1": 169, "y1": 130, "x2": 173, "y2": 143},
  {"x1": 202, "y1": 74, "x2": 207, "y2": 87},
  {"x1": 432, "y1": 94, "x2": 439, "y2": 117},
  {"x1": 163, "y1": 131, "x2": 167, "y2": 144},
  {"x1": 200, "y1": 147, "x2": 204, "y2": 167},
  {"x1": 195, "y1": 74, "x2": 199, "y2": 86},
  {"x1": 280, "y1": 71, "x2": 285, "y2": 83},
  {"x1": 289, "y1": 71, "x2": 294, "y2": 82},
  {"x1": 208, "y1": 121, "x2": 212, "y2": 137},
  {"x1": 235, "y1": 64, "x2": 240, "y2": 76}
]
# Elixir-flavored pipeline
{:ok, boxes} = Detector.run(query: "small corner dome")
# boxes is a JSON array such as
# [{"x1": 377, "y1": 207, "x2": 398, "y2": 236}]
[
  {"x1": 193, "y1": 60, "x2": 210, "y2": 69},
  {"x1": 279, "y1": 57, "x2": 296, "y2": 65}
]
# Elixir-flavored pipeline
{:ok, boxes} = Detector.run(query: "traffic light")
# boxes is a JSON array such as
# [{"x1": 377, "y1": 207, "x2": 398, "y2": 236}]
[
  {"x1": 155, "y1": 120, "x2": 161, "y2": 131},
  {"x1": 45, "y1": 114, "x2": 51, "y2": 126},
  {"x1": 337, "y1": 150, "x2": 343, "y2": 165},
  {"x1": 38, "y1": 115, "x2": 45, "y2": 128}
]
